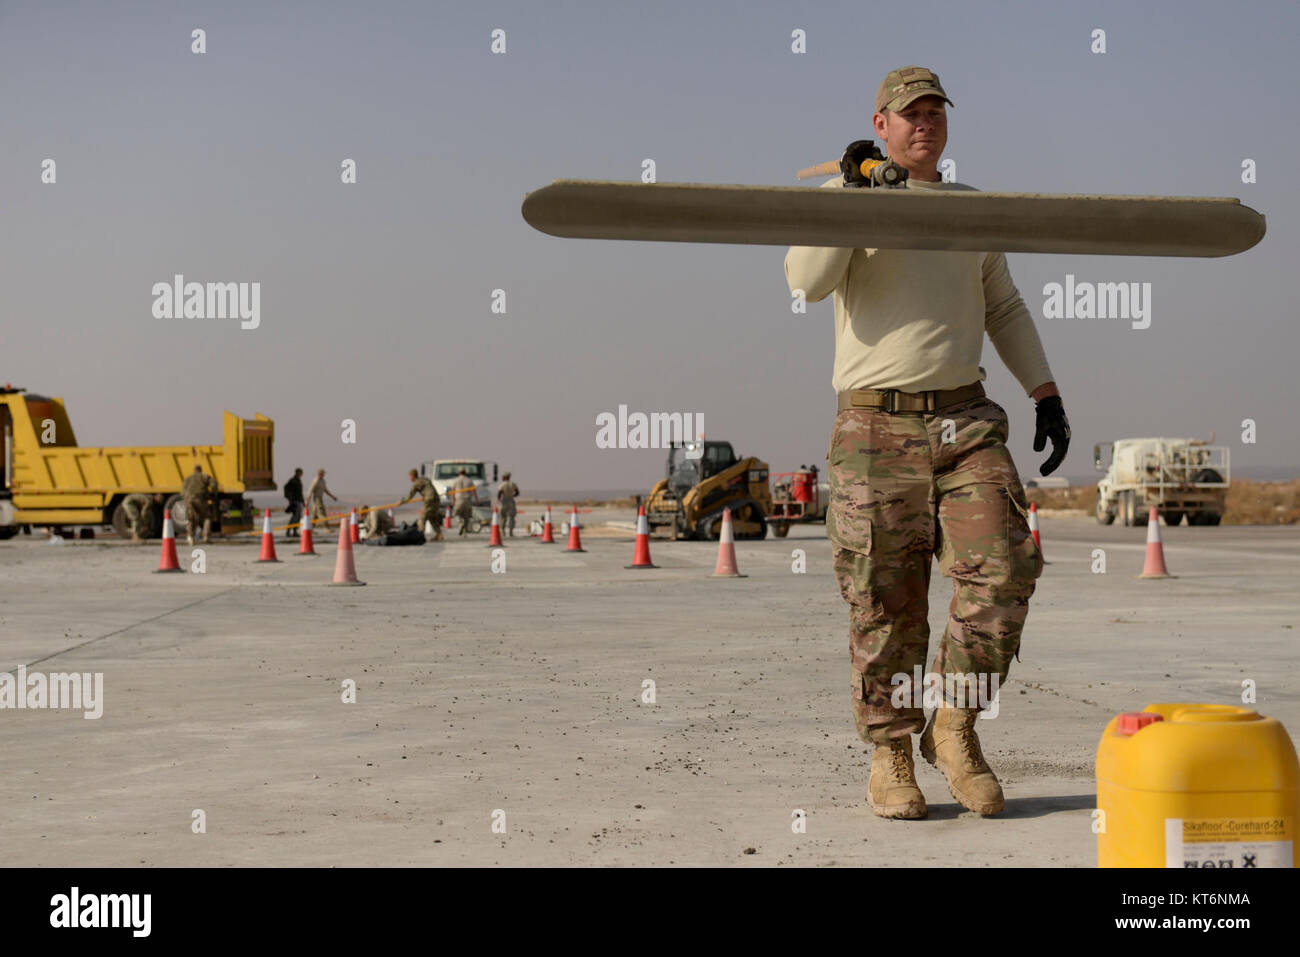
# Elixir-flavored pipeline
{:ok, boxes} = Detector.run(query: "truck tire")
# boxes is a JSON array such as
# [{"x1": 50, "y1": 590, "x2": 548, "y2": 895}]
[
  {"x1": 111, "y1": 502, "x2": 131, "y2": 538},
  {"x1": 1163, "y1": 511, "x2": 1184, "y2": 527},
  {"x1": 773, "y1": 522, "x2": 790, "y2": 538},
  {"x1": 1095, "y1": 490, "x2": 1115, "y2": 525},
  {"x1": 1193, "y1": 469, "x2": 1224, "y2": 485},
  {"x1": 1202, "y1": 513, "x2": 1222, "y2": 526},
  {"x1": 164, "y1": 494, "x2": 189, "y2": 535},
  {"x1": 0, "y1": 526, "x2": 17, "y2": 540},
  {"x1": 1133, "y1": 496, "x2": 1149, "y2": 526}
]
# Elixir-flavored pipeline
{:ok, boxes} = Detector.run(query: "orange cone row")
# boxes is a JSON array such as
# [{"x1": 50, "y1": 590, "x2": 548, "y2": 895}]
[
  {"x1": 147, "y1": 493, "x2": 1182, "y2": 587},
  {"x1": 148, "y1": 501, "x2": 767, "y2": 582},
  {"x1": 1028, "y1": 500, "x2": 1174, "y2": 578}
]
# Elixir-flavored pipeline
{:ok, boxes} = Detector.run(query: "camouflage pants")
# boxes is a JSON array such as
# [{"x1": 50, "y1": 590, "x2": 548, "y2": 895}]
[
  {"x1": 455, "y1": 499, "x2": 474, "y2": 534},
  {"x1": 421, "y1": 502, "x2": 443, "y2": 530},
  {"x1": 499, "y1": 500, "x2": 517, "y2": 534},
  {"x1": 827, "y1": 394, "x2": 1043, "y2": 745},
  {"x1": 123, "y1": 499, "x2": 150, "y2": 537},
  {"x1": 184, "y1": 497, "x2": 209, "y2": 535}
]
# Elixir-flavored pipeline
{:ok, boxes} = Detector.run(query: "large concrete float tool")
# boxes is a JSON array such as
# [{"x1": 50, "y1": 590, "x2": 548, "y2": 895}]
[{"x1": 521, "y1": 180, "x2": 1265, "y2": 258}]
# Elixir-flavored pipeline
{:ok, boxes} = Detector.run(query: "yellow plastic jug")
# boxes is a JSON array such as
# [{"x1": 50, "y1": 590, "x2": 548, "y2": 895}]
[{"x1": 1096, "y1": 703, "x2": 1298, "y2": 867}]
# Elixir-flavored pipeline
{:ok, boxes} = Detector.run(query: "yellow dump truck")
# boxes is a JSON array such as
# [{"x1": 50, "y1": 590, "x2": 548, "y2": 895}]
[{"x1": 0, "y1": 385, "x2": 274, "y2": 539}]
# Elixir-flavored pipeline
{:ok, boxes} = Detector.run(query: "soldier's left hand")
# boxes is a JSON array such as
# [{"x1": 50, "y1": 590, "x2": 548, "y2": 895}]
[{"x1": 1033, "y1": 396, "x2": 1071, "y2": 476}]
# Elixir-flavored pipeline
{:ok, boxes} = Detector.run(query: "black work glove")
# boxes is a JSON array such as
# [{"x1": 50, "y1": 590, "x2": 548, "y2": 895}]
[{"x1": 1033, "y1": 396, "x2": 1071, "y2": 476}]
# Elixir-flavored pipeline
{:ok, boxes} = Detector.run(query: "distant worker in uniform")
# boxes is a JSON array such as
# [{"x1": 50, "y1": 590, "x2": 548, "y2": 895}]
[
  {"x1": 784, "y1": 66, "x2": 1069, "y2": 821},
  {"x1": 307, "y1": 468, "x2": 338, "y2": 532},
  {"x1": 450, "y1": 468, "x2": 478, "y2": 537},
  {"x1": 400, "y1": 469, "x2": 444, "y2": 542},
  {"x1": 180, "y1": 464, "x2": 215, "y2": 546},
  {"x1": 497, "y1": 472, "x2": 520, "y2": 537},
  {"x1": 362, "y1": 504, "x2": 394, "y2": 539},
  {"x1": 122, "y1": 492, "x2": 163, "y2": 543},
  {"x1": 283, "y1": 467, "x2": 305, "y2": 539}
]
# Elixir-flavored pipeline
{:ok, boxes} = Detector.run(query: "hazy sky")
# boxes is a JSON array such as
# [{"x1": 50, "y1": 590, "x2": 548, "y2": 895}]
[{"x1": 3, "y1": 0, "x2": 1296, "y2": 494}]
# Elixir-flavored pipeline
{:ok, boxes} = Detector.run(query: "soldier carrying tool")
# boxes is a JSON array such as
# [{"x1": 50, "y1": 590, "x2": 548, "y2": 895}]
[
  {"x1": 785, "y1": 65, "x2": 1070, "y2": 821},
  {"x1": 400, "y1": 469, "x2": 444, "y2": 542}
]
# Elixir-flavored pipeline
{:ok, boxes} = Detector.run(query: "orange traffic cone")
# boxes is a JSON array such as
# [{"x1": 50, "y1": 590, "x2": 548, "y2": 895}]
[
  {"x1": 444, "y1": 500, "x2": 453, "y2": 530},
  {"x1": 711, "y1": 507, "x2": 746, "y2": 578},
  {"x1": 1028, "y1": 502, "x2": 1049, "y2": 564},
  {"x1": 297, "y1": 511, "x2": 317, "y2": 556},
  {"x1": 331, "y1": 519, "x2": 365, "y2": 586},
  {"x1": 539, "y1": 505, "x2": 555, "y2": 543},
  {"x1": 255, "y1": 508, "x2": 282, "y2": 562},
  {"x1": 488, "y1": 506, "x2": 504, "y2": 547},
  {"x1": 1139, "y1": 506, "x2": 1173, "y2": 579},
  {"x1": 565, "y1": 505, "x2": 585, "y2": 552},
  {"x1": 625, "y1": 505, "x2": 657, "y2": 568},
  {"x1": 154, "y1": 508, "x2": 183, "y2": 573},
  {"x1": 349, "y1": 508, "x2": 360, "y2": 544}
]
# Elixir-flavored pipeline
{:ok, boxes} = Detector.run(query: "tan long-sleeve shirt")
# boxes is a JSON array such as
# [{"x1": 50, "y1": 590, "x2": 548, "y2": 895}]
[{"x1": 784, "y1": 176, "x2": 1055, "y2": 396}]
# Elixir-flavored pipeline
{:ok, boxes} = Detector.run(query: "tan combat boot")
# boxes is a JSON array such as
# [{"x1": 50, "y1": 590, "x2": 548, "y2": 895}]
[
  {"x1": 867, "y1": 737, "x2": 927, "y2": 820},
  {"x1": 919, "y1": 707, "x2": 1005, "y2": 815}
]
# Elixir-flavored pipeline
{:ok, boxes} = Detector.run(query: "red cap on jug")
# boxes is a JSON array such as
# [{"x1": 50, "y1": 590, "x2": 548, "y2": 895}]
[{"x1": 1116, "y1": 712, "x2": 1163, "y2": 735}]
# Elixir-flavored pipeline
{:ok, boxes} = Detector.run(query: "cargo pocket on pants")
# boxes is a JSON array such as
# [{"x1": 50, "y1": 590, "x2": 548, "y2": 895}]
[{"x1": 1006, "y1": 486, "x2": 1044, "y2": 582}]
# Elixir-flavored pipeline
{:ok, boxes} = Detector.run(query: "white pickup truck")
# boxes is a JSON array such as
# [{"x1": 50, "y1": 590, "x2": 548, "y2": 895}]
[{"x1": 1094, "y1": 438, "x2": 1229, "y2": 527}]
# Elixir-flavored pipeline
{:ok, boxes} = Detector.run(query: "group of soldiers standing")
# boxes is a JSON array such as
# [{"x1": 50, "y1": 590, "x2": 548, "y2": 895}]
[
  {"x1": 393, "y1": 467, "x2": 520, "y2": 539},
  {"x1": 119, "y1": 463, "x2": 522, "y2": 545},
  {"x1": 290, "y1": 465, "x2": 521, "y2": 542}
]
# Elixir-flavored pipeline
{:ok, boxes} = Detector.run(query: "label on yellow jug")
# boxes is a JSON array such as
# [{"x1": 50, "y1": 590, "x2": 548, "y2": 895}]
[{"x1": 1165, "y1": 817, "x2": 1293, "y2": 868}]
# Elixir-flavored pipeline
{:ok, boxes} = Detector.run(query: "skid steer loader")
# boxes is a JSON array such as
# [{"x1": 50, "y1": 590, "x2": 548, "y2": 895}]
[{"x1": 644, "y1": 440, "x2": 771, "y2": 540}]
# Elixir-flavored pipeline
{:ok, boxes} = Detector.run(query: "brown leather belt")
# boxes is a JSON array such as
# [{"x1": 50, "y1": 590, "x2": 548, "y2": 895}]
[{"x1": 836, "y1": 381, "x2": 985, "y2": 414}]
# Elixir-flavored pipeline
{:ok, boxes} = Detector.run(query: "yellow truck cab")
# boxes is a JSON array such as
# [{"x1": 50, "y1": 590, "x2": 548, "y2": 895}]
[{"x1": 0, "y1": 384, "x2": 274, "y2": 539}]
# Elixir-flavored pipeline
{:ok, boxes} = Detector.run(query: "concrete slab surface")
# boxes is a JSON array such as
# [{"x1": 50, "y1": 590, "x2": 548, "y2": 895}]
[{"x1": 1, "y1": 510, "x2": 1296, "y2": 866}]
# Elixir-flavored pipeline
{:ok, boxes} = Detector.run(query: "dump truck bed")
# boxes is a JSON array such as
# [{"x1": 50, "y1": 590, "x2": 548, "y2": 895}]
[{"x1": 1, "y1": 388, "x2": 274, "y2": 530}]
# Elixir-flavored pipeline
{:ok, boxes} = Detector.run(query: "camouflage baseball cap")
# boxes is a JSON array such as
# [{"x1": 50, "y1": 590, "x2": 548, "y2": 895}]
[{"x1": 875, "y1": 65, "x2": 954, "y2": 112}]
